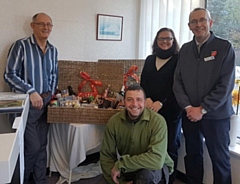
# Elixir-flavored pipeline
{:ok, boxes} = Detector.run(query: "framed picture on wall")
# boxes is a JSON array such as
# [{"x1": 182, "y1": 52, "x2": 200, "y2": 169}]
[{"x1": 96, "y1": 14, "x2": 123, "y2": 41}]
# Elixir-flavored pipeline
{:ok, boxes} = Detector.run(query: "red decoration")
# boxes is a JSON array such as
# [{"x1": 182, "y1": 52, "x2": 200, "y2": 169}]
[
  {"x1": 123, "y1": 65, "x2": 140, "y2": 89},
  {"x1": 78, "y1": 71, "x2": 102, "y2": 97},
  {"x1": 211, "y1": 50, "x2": 217, "y2": 57}
]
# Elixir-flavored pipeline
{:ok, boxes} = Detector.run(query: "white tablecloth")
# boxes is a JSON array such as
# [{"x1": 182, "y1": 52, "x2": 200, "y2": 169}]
[{"x1": 48, "y1": 123, "x2": 106, "y2": 183}]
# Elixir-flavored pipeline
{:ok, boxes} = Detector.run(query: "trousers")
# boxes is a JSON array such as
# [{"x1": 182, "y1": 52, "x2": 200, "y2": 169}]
[
  {"x1": 182, "y1": 112, "x2": 232, "y2": 184},
  {"x1": 100, "y1": 165, "x2": 170, "y2": 184},
  {"x1": 24, "y1": 93, "x2": 52, "y2": 184}
]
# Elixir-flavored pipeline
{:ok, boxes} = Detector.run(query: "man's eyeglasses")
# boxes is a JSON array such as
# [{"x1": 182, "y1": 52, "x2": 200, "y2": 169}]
[
  {"x1": 157, "y1": 37, "x2": 173, "y2": 42},
  {"x1": 33, "y1": 22, "x2": 53, "y2": 28},
  {"x1": 189, "y1": 18, "x2": 209, "y2": 26}
]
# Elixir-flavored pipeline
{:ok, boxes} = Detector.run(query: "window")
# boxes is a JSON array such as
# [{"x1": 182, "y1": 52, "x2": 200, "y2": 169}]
[
  {"x1": 206, "y1": 0, "x2": 240, "y2": 66},
  {"x1": 206, "y1": 0, "x2": 240, "y2": 141},
  {"x1": 138, "y1": 0, "x2": 204, "y2": 58}
]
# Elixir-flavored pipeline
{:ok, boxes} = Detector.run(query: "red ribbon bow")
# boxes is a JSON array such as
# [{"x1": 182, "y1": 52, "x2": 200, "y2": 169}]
[
  {"x1": 78, "y1": 71, "x2": 102, "y2": 97},
  {"x1": 123, "y1": 65, "x2": 140, "y2": 89}
]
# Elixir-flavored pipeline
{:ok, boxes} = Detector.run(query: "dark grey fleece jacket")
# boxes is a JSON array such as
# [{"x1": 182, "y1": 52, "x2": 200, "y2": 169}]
[{"x1": 173, "y1": 32, "x2": 235, "y2": 119}]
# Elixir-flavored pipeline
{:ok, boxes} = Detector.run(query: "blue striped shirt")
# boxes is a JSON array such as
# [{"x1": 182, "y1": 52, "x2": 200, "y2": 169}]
[{"x1": 4, "y1": 34, "x2": 58, "y2": 95}]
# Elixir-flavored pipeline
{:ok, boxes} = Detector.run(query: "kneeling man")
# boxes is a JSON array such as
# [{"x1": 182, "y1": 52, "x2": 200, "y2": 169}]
[{"x1": 100, "y1": 85, "x2": 173, "y2": 184}]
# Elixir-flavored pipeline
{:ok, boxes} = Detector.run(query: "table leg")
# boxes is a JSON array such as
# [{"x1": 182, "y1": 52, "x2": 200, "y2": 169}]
[{"x1": 68, "y1": 169, "x2": 72, "y2": 184}]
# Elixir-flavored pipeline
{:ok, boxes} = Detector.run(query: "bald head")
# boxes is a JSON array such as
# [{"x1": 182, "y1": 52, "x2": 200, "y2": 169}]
[{"x1": 32, "y1": 13, "x2": 52, "y2": 23}]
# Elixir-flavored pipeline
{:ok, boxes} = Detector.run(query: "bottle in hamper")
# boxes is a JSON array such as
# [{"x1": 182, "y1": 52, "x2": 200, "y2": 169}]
[
  {"x1": 113, "y1": 86, "x2": 125, "y2": 109},
  {"x1": 102, "y1": 85, "x2": 110, "y2": 98},
  {"x1": 119, "y1": 85, "x2": 125, "y2": 97},
  {"x1": 68, "y1": 85, "x2": 77, "y2": 96}
]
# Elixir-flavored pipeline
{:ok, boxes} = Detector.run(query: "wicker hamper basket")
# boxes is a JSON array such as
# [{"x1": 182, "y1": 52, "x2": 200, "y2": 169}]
[
  {"x1": 98, "y1": 59, "x2": 145, "y2": 78},
  {"x1": 47, "y1": 60, "x2": 124, "y2": 124},
  {"x1": 57, "y1": 60, "x2": 124, "y2": 93},
  {"x1": 47, "y1": 107, "x2": 122, "y2": 124}
]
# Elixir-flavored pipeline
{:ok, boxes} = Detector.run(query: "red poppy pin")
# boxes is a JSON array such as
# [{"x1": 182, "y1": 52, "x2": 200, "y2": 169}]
[{"x1": 211, "y1": 51, "x2": 217, "y2": 57}]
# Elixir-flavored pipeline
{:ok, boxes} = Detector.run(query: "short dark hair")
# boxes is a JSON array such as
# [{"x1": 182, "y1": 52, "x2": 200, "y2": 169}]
[
  {"x1": 152, "y1": 27, "x2": 180, "y2": 54},
  {"x1": 189, "y1": 7, "x2": 212, "y2": 21},
  {"x1": 124, "y1": 85, "x2": 146, "y2": 99}
]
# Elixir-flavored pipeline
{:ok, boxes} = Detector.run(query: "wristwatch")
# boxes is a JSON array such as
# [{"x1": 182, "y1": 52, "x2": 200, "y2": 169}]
[{"x1": 200, "y1": 106, "x2": 207, "y2": 114}]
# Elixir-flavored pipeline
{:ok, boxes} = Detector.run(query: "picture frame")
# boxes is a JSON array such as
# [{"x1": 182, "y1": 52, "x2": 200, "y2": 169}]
[{"x1": 96, "y1": 14, "x2": 123, "y2": 41}]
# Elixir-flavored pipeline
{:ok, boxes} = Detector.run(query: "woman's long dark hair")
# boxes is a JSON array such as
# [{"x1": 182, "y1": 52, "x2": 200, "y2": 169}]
[{"x1": 152, "y1": 27, "x2": 180, "y2": 54}]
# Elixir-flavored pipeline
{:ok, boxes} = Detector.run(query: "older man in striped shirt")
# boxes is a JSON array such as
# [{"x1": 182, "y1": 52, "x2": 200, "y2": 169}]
[{"x1": 4, "y1": 12, "x2": 58, "y2": 184}]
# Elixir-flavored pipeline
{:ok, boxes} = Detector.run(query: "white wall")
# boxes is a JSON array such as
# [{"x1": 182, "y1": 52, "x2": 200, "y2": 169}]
[{"x1": 0, "y1": 0, "x2": 140, "y2": 92}]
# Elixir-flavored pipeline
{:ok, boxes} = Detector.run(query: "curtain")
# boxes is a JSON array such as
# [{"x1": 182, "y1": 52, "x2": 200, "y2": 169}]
[{"x1": 138, "y1": 0, "x2": 205, "y2": 59}]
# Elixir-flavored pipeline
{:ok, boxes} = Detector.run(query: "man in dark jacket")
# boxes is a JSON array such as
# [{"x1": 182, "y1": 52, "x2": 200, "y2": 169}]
[{"x1": 173, "y1": 7, "x2": 235, "y2": 184}]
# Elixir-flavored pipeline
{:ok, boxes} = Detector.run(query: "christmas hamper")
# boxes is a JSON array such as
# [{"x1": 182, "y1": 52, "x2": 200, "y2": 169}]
[{"x1": 47, "y1": 60, "x2": 124, "y2": 124}]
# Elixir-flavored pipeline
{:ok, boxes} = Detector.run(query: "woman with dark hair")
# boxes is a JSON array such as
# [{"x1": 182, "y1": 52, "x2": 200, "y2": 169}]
[{"x1": 140, "y1": 27, "x2": 182, "y2": 184}]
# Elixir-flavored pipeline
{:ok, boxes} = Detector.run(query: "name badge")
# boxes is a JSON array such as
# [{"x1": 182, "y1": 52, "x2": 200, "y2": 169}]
[{"x1": 204, "y1": 56, "x2": 215, "y2": 62}]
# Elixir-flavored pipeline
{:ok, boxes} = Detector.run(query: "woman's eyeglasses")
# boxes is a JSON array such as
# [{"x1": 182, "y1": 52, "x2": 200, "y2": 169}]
[{"x1": 157, "y1": 37, "x2": 173, "y2": 42}]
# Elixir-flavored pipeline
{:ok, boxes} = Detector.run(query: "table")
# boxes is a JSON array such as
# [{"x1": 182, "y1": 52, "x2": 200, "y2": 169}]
[
  {"x1": 48, "y1": 123, "x2": 106, "y2": 183},
  {"x1": 0, "y1": 92, "x2": 29, "y2": 184}
]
